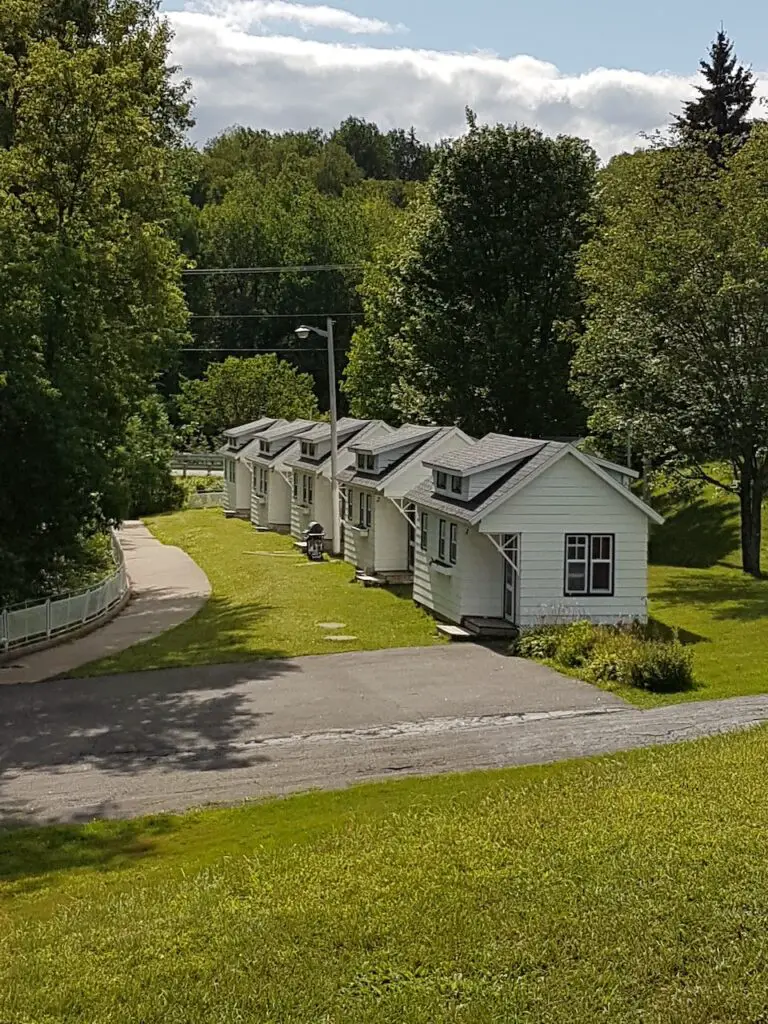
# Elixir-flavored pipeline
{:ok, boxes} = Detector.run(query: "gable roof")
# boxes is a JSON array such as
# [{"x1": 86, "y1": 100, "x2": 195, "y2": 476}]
[
  {"x1": 299, "y1": 417, "x2": 369, "y2": 444},
  {"x1": 407, "y1": 441, "x2": 664, "y2": 526},
  {"x1": 241, "y1": 419, "x2": 317, "y2": 463},
  {"x1": 283, "y1": 420, "x2": 390, "y2": 475},
  {"x1": 349, "y1": 424, "x2": 440, "y2": 457},
  {"x1": 423, "y1": 433, "x2": 545, "y2": 477},
  {"x1": 338, "y1": 426, "x2": 465, "y2": 491},
  {"x1": 222, "y1": 418, "x2": 276, "y2": 440}
]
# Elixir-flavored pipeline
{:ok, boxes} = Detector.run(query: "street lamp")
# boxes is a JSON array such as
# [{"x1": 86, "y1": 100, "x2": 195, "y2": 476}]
[{"x1": 294, "y1": 318, "x2": 340, "y2": 555}]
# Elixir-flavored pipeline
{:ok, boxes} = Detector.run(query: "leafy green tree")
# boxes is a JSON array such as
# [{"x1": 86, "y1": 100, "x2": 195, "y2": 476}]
[
  {"x1": 574, "y1": 130, "x2": 768, "y2": 577},
  {"x1": 0, "y1": 0, "x2": 190, "y2": 602},
  {"x1": 331, "y1": 117, "x2": 395, "y2": 180},
  {"x1": 673, "y1": 30, "x2": 757, "y2": 163},
  {"x1": 177, "y1": 355, "x2": 319, "y2": 445},
  {"x1": 386, "y1": 127, "x2": 436, "y2": 182},
  {"x1": 344, "y1": 120, "x2": 596, "y2": 436},
  {"x1": 116, "y1": 392, "x2": 184, "y2": 517}
]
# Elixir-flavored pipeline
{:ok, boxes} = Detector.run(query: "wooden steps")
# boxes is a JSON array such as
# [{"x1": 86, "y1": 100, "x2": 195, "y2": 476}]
[{"x1": 437, "y1": 623, "x2": 472, "y2": 641}]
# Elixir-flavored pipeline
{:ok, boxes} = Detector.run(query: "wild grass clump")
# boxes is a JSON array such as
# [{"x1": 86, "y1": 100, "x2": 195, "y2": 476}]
[{"x1": 514, "y1": 620, "x2": 695, "y2": 692}]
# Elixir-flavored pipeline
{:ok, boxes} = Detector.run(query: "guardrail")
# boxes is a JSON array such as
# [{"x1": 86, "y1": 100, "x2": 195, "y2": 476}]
[
  {"x1": 171, "y1": 452, "x2": 224, "y2": 474},
  {"x1": 0, "y1": 531, "x2": 130, "y2": 654}
]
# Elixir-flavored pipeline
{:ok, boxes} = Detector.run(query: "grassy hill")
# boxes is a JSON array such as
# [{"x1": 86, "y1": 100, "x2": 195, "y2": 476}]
[
  {"x1": 4, "y1": 728, "x2": 768, "y2": 1022},
  {"x1": 643, "y1": 479, "x2": 768, "y2": 705}
]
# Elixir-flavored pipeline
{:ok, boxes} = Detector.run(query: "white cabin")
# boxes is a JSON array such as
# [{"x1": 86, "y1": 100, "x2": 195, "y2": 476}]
[
  {"x1": 406, "y1": 434, "x2": 663, "y2": 632},
  {"x1": 242, "y1": 419, "x2": 317, "y2": 532},
  {"x1": 338, "y1": 425, "x2": 473, "y2": 582},
  {"x1": 284, "y1": 418, "x2": 392, "y2": 545},
  {"x1": 219, "y1": 418, "x2": 277, "y2": 516}
]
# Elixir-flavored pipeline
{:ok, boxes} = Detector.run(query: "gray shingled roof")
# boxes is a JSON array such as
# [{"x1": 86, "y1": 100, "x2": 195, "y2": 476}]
[
  {"x1": 299, "y1": 417, "x2": 369, "y2": 444},
  {"x1": 424, "y1": 433, "x2": 544, "y2": 475},
  {"x1": 339, "y1": 426, "x2": 451, "y2": 489},
  {"x1": 260, "y1": 418, "x2": 317, "y2": 443},
  {"x1": 222, "y1": 418, "x2": 276, "y2": 439},
  {"x1": 406, "y1": 442, "x2": 566, "y2": 523},
  {"x1": 350, "y1": 424, "x2": 439, "y2": 457}
]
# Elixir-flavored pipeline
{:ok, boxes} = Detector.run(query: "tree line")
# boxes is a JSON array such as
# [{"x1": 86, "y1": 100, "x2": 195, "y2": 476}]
[{"x1": 1, "y1": 7, "x2": 766, "y2": 606}]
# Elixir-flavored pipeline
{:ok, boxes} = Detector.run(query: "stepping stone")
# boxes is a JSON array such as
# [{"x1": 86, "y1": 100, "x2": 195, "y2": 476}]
[
  {"x1": 323, "y1": 635, "x2": 358, "y2": 642},
  {"x1": 317, "y1": 622, "x2": 346, "y2": 630}
]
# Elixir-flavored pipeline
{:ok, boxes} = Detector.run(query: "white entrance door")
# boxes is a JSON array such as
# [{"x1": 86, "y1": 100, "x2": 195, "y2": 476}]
[
  {"x1": 406, "y1": 503, "x2": 416, "y2": 570},
  {"x1": 502, "y1": 534, "x2": 519, "y2": 623}
]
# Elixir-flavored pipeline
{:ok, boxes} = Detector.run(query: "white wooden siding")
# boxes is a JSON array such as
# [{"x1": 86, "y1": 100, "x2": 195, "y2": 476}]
[
  {"x1": 267, "y1": 471, "x2": 292, "y2": 530},
  {"x1": 233, "y1": 460, "x2": 252, "y2": 513},
  {"x1": 466, "y1": 464, "x2": 509, "y2": 500},
  {"x1": 375, "y1": 497, "x2": 409, "y2": 572},
  {"x1": 480, "y1": 451, "x2": 650, "y2": 625}
]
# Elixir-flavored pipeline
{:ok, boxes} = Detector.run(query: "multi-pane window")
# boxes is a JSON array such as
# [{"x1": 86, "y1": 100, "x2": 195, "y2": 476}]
[
  {"x1": 306, "y1": 475, "x2": 314, "y2": 505},
  {"x1": 359, "y1": 490, "x2": 365, "y2": 526},
  {"x1": 293, "y1": 471, "x2": 298, "y2": 500},
  {"x1": 356, "y1": 453, "x2": 376, "y2": 472},
  {"x1": 564, "y1": 534, "x2": 614, "y2": 596},
  {"x1": 435, "y1": 471, "x2": 447, "y2": 490},
  {"x1": 438, "y1": 519, "x2": 447, "y2": 561},
  {"x1": 365, "y1": 493, "x2": 372, "y2": 528},
  {"x1": 448, "y1": 523, "x2": 458, "y2": 565},
  {"x1": 301, "y1": 473, "x2": 314, "y2": 506},
  {"x1": 301, "y1": 442, "x2": 317, "y2": 458},
  {"x1": 450, "y1": 475, "x2": 462, "y2": 495},
  {"x1": 346, "y1": 488, "x2": 354, "y2": 521},
  {"x1": 420, "y1": 512, "x2": 428, "y2": 551}
]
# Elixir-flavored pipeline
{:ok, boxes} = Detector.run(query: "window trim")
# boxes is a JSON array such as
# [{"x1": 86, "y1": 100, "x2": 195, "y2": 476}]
[
  {"x1": 564, "y1": 533, "x2": 615, "y2": 597},
  {"x1": 293, "y1": 471, "x2": 298, "y2": 500},
  {"x1": 435, "y1": 471, "x2": 448, "y2": 491},
  {"x1": 448, "y1": 522, "x2": 458, "y2": 565},
  {"x1": 346, "y1": 488, "x2": 354, "y2": 521},
  {"x1": 438, "y1": 518, "x2": 447, "y2": 562},
  {"x1": 420, "y1": 512, "x2": 428, "y2": 551},
  {"x1": 365, "y1": 493, "x2": 372, "y2": 528},
  {"x1": 450, "y1": 475, "x2": 462, "y2": 496}
]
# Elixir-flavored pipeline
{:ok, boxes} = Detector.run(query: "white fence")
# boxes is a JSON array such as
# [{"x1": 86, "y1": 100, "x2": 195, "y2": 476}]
[
  {"x1": 0, "y1": 532, "x2": 129, "y2": 654},
  {"x1": 187, "y1": 490, "x2": 225, "y2": 509}
]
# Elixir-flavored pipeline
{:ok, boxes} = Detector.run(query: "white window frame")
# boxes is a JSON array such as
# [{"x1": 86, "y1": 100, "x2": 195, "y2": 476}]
[
  {"x1": 306, "y1": 474, "x2": 314, "y2": 506},
  {"x1": 435, "y1": 471, "x2": 447, "y2": 491},
  {"x1": 358, "y1": 489, "x2": 365, "y2": 527},
  {"x1": 293, "y1": 471, "x2": 298, "y2": 501},
  {"x1": 356, "y1": 453, "x2": 376, "y2": 473},
  {"x1": 420, "y1": 512, "x2": 428, "y2": 551},
  {"x1": 301, "y1": 441, "x2": 317, "y2": 458},
  {"x1": 259, "y1": 440, "x2": 270, "y2": 454},
  {"x1": 365, "y1": 493, "x2": 372, "y2": 528},
  {"x1": 564, "y1": 534, "x2": 615, "y2": 597},
  {"x1": 346, "y1": 488, "x2": 354, "y2": 521},
  {"x1": 438, "y1": 519, "x2": 447, "y2": 562},
  {"x1": 448, "y1": 523, "x2": 458, "y2": 565},
  {"x1": 450, "y1": 475, "x2": 462, "y2": 496}
]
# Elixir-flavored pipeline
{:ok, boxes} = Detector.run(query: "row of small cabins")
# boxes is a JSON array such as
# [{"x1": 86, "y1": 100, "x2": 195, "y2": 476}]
[{"x1": 220, "y1": 416, "x2": 663, "y2": 637}]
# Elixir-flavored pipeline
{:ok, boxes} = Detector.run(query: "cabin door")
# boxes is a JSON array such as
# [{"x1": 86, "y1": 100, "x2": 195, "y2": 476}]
[
  {"x1": 406, "y1": 503, "x2": 416, "y2": 571},
  {"x1": 502, "y1": 534, "x2": 520, "y2": 623}
]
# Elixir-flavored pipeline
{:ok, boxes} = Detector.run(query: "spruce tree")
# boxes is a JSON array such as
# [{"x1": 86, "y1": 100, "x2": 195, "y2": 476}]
[{"x1": 674, "y1": 30, "x2": 756, "y2": 163}]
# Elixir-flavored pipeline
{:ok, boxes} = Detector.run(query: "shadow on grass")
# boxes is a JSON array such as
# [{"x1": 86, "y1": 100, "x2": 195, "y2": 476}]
[
  {"x1": 645, "y1": 616, "x2": 708, "y2": 646},
  {"x1": 0, "y1": 807, "x2": 178, "y2": 886},
  {"x1": 652, "y1": 572, "x2": 768, "y2": 622},
  {"x1": 650, "y1": 494, "x2": 740, "y2": 569}
]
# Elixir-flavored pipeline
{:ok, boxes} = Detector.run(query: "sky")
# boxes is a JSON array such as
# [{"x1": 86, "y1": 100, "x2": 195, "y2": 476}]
[{"x1": 162, "y1": 0, "x2": 768, "y2": 160}]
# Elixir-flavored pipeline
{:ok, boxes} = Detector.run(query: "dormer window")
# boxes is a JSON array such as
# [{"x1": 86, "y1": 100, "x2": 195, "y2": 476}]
[
  {"x1": 435, "y1": 471, "x2": 447, "y2": 490},
  {"x1": 356, "y1": 453, "x2": 376, "y2": 473},
  {"x1": 450, "y1": 475, "x2": 462, "y2": 495},
  {"x1": 259, "y1": 439, "x2": 270, "y2": 454},
  {"x1": 301, "y1": 441, "x2": 317, "y2": 458},
  {"x1": 227, "y1": 437, "x2": 238, "y2": 450}
]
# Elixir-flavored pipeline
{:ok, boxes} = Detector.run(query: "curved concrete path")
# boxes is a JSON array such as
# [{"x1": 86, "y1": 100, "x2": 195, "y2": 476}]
[{"x1": 0, "y1": 522, "x2": 210, "y2": 686}]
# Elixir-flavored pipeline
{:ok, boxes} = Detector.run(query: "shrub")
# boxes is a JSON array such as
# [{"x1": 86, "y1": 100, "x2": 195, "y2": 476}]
[
  {"x1": 555, "y1": 620, "x2": 601, "y2": 668},
  {"x1": 515, "y1": 620, "x2": 695, "y2": 694}
]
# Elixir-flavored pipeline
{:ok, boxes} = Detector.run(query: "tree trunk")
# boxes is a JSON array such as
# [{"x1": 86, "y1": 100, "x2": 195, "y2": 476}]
[{"x1": 739, "y1": 460, "x2": 763, "y2": 577}]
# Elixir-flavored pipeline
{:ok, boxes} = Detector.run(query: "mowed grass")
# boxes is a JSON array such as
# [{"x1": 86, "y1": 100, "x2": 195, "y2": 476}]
[
  {"x1": 634, "y1": 480, "x2": 768, "y2": 706},
  {"x1": 5, "y1": 728, "x2": 768, "y2": 1022},
  {"x1": 83, "y1": 509, "x2": 442, "y2": 675}
]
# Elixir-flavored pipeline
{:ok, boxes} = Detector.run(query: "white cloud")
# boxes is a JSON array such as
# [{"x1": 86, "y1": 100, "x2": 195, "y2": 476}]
[
  {"x1": 193, "y1": 0, "x2": 399, "y2": 35},
  {"x1": 168, "y1": 6, "x2": 768, "y2": 160}
]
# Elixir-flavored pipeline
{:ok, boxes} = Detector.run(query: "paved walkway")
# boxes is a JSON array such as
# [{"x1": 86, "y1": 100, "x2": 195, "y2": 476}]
[
  {"x1": 3, "y1": 643, "x2": 768, "y2": 825},
  {"x1": 0, "y1": 522, "x2": 211, "y2": 686}
]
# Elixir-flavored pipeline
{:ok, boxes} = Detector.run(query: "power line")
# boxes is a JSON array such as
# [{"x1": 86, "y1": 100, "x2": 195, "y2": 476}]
[
  {"x1": 178, "y1": 347, "x2": 348, "y2": 353},
  {"x1": 182, "y1": 264, "x2": 363, "y2": 276},
  {"x1": 188, "y1": 312, "x2": 361, "y2": 320}
]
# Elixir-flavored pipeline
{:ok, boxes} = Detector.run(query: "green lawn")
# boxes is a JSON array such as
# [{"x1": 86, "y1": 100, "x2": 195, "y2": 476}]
[
  {"x1": 5, "y1": 728, "x2": 768, "y2": 1022},
  {"x1": 636, "y1": 480, "x2": 768, "y2": 706},
  {"x1": 84, "y1": 510, "x2": 442, "y2": 675}
]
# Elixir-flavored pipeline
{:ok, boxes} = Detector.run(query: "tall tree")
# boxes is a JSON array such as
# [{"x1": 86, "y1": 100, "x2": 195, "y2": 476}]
[
  {"x1": 0, "y1": 0, "x2": 190, "y2": 602},
  {"x1": 344, "y1": 119, "x2": 596, "y2": 436},
  {"x1": 574, "y1": 130, "x2": 768, "y2": 577},
  {"x1": 674, "y1": 30, "x2": 756, "y2": 163},
  {"x1": 331, "y1": 117, "x2": 395, "y2": 180},
  {"x1": 177, "y1": 355, "x2": 319, "y2": 446}
]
